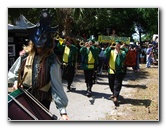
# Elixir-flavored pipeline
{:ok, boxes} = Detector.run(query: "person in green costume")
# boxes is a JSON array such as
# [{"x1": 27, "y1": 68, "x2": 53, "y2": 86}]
[
  {"x1": 104, "y1": 41, "x2": 128, "y2": 106},
  {"x1": 80, "y1": 40, "x2": 100, "y2": 97},
  {"x1": 57, "y1": 36, "x2": 78, "y2": 91}
]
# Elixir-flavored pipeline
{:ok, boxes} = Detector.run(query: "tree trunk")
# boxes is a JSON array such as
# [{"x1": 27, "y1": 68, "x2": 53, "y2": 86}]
[{"x1": 139, "y1": 32, "x2": 142, "y2": 47}]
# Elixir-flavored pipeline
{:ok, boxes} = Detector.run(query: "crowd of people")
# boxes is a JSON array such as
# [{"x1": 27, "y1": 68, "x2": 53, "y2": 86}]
[
  {"x1": 54, "y1": 35, "x2": 158, "y2": 103},
  {"x1": 54, "y1": 36, "x2": 134, "y2": 103}
]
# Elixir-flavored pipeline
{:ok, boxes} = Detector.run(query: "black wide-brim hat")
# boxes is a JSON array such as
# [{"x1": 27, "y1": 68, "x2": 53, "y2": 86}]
[
  {"x1": 26, "y1": 10, "x2": 58, "y2": 47},
  {"x1": 27, "y1": 24, "x2": 58, "y2": 47}
]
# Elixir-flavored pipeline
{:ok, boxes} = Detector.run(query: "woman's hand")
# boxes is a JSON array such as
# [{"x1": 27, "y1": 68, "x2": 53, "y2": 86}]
[
  {"x1": 61, "y1": 114, "x2": 69, "y2": 120},
  {"x1": 12, "y1": 83, "x2": 23, "y2": 91}
]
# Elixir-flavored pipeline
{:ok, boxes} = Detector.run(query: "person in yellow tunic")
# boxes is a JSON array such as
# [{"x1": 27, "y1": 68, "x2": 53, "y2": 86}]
[
  {"x1": 104, "y1": 41, "x2": 128, "y2": 106},
  {"x1": 57, "y1": 36, "x2": 78, "y2": 91},
  {"x1": 80, "y1": 40, "x2": 100, "y2": 97}
]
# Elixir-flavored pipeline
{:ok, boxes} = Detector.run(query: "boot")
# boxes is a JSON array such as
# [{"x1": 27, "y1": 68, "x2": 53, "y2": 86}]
[
  {"x1": 89, "y1": 84, "x2": 92, "y2": 93},
  {"x1": 67, "y1": 85, "x2": 71, "y2": 92},
  {"x1": 86, "y1": 90, "x2": 91, "y2": 97},
  {"x1": 86, "y1": 84, "x2": 91, "y2": 97},
  {"x1": 113, "y1": 96, "x2": 119, "y2": 106},
  {"x1": 86, "y1": 83, "x2": 89, "y2": 91}
]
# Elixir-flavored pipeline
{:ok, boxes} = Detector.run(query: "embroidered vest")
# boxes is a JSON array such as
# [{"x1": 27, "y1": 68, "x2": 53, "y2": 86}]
[{"x1": 22, "y1": 52, "x2": 54, "y2": 101}]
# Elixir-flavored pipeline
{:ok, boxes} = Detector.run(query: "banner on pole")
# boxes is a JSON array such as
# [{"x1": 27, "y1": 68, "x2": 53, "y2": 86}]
[{"x1": 98, "y1": 35, "x2": 130, "y2": 44}]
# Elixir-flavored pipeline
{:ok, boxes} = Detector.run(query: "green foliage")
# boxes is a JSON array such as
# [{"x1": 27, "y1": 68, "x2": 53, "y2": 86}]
[{"x1": 8, "y1": 8, "x2": 158, "y2": 42}]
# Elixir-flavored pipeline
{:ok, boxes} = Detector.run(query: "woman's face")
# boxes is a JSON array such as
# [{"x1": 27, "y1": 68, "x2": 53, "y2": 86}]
[{"x1": 36, "y1": 47, "x2": 43, "y2": 54}]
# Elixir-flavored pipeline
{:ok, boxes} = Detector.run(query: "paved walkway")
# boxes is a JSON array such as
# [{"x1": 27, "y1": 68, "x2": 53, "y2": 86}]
[{"x1": 50, "y1": 70, "x2": 128, "y2": 121}]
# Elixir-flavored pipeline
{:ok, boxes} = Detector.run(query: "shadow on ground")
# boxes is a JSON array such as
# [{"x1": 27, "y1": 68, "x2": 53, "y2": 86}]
[
  {"x1": 122, "y1": 84, "x2": 147, "y2": 89},
  {"x1": 118, "y1": 95, "x2": 151, "y2": 108},
  {"x1": 69, "y1": 88, "x2": 111, "y2": 105}
]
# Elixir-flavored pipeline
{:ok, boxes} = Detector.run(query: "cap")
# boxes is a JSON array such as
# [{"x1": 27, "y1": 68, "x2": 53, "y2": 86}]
[
  {"x1": 87, "y1": 35, "x2": 95, "y2": 44},
  {"x1": 115, "y1": 40, "x2": 122, "y2": 45}
]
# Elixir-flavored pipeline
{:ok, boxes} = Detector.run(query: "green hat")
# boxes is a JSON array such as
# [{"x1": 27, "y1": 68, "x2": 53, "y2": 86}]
[
  {"x1": 87, "y1": 35, "x2": 95, "y2": 43},
  {"x1": 115, "y1": 40, "x2": 122, "y2": 45}
]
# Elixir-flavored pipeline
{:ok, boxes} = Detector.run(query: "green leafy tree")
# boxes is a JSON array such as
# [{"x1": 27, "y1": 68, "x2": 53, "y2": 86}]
[{"x1": 8, "y1": 8, "x2": 158, "y2": 44}]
